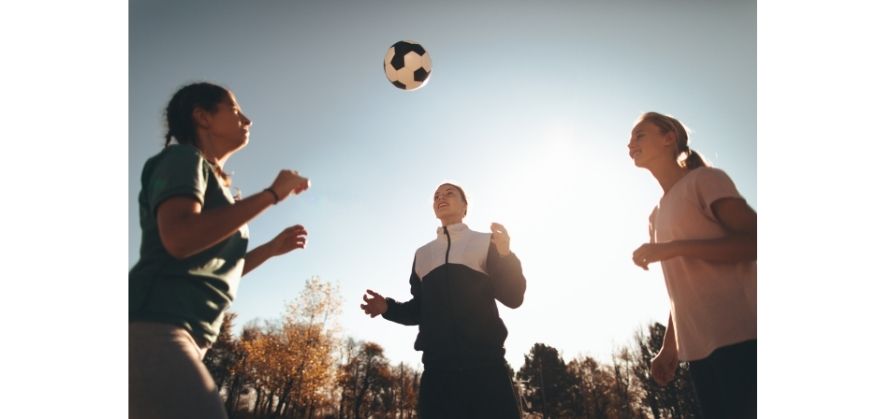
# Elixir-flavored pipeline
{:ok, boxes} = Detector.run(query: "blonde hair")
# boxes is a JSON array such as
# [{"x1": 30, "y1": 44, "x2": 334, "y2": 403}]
[{"x1": 637, "y1": 112, "x2": 708, "y2": 169}]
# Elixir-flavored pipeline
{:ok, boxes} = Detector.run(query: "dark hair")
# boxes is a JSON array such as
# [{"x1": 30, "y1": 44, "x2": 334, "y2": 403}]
[
  {"x1": 163, "y1": 82, "x2": 234, "y2": 186},
  {"x1": 438, "y1": 182, "x2": 468, "y2": 216},
  {"x1": 163, "y1": 82, "x2": 229, "y2": 147},
  {"x1": 638, "y1": 112, "x2": 708, "y2": 170}
]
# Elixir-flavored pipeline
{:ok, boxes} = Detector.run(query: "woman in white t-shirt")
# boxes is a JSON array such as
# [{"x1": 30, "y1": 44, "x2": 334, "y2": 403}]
[{"x1": 628, "y1": 112, "x2": 757, "y2": 419}]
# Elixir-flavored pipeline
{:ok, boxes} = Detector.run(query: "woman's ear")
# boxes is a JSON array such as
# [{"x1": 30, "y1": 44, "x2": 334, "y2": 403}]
[
  {"x1": 192, "y1": 107, "x2": 211, "y2": 129},
  {"x1": 663, "y1": 130, "x2": 677, "y2": 147}
]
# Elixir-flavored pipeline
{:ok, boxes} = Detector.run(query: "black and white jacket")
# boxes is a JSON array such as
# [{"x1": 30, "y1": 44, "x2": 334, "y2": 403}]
[{"x1": 382, "y1": 223, "x2": 527, "y2": 365}]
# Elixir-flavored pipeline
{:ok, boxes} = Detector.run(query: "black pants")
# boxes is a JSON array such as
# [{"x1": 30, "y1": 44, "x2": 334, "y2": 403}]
[
  {"x1": 689, "y1": 340, "x2": 757, "y2": 419},
  {"x1": 418, "y1": 359, "x2": 520, "y2": 419}
]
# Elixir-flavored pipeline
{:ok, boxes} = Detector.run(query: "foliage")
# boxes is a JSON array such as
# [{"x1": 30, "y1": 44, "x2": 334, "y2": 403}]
[{"x1": 202, "y1": 279, "x2": 701, "y2": 418}]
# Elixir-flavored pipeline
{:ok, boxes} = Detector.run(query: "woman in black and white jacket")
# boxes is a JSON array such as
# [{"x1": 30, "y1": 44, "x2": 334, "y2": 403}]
[{"x1": 361, "y1": 182, "x2": 526, "y2": 419}]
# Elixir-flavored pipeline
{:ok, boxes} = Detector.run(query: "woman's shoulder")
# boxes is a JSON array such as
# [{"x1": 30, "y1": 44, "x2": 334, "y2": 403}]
[
  {"x1": 686, "y1": 166, "x2": 734, "y2": 184},
  {"x1": 141, "y1": 144, "x2": 208, "y2": 180},
  {"x1": 473, "y1": 231, "x2": 493, "y2": 245},
  {"x1": 152, "y1": 144, "x2": 207, "y2": 166},
  {"x1": 685, "y1": 166, "x2": 742, "y2": 201},
  {"x1": 157, "y1": 143, "x2": 203, "y2": 161}
]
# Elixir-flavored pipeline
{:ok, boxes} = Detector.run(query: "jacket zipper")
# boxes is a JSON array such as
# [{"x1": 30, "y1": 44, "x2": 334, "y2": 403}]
[
  {"x1": 443, "y1": 226, "x2": 451, "y2": 264},
  {"x1": 442, "y1": 225, "x2": 461, "y2": 359}
]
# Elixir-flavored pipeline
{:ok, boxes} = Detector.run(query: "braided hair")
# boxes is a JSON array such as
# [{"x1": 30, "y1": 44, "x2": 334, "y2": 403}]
[{"x1": 163, "y1": 82, "x2": 233, "y2": 186}]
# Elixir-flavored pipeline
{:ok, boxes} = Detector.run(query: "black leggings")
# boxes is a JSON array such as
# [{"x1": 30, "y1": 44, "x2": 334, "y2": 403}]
[
  {"x1": 418, "y1": 360, "x2": 520, "y2": 419},
  {"x1": 689, "y1": 340, "x2": 757, "y2": 419}
]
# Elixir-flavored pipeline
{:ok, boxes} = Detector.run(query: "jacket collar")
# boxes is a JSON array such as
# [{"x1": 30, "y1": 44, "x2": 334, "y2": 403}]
[{"x1": 436, "y1": 222, "x2": 468, "y2": 237}]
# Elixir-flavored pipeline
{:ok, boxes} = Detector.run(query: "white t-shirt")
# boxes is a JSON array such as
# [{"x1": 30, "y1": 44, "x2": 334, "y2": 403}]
[{"x1": 651, "y1": 167, "x2": 757, "y2": 361}]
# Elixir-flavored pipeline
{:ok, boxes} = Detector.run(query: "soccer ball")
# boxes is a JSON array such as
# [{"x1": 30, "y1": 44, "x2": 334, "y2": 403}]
[{"x1": 383, "y1": 40, "x2": 432, "y2": 91}]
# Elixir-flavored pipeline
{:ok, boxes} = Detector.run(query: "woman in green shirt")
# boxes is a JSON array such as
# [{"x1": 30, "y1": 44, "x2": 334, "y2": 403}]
[{"x1": 129, "y1": 82, "x2": 310, "y2": 419}]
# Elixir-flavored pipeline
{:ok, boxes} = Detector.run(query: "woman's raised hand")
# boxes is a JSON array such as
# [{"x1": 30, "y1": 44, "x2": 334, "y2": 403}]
[
  {"x1": 270, "y1": 170, "x2": 310, "y2": 203},
  {"x1": 268, "y1": 224, "x2": 308, "y2": 257},
  {"x1": 490, "y1": 222, "x2": 511, "y2": 256}
]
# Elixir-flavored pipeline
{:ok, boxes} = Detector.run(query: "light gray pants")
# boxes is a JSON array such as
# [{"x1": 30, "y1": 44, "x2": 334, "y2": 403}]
[{"x1": 129, "y1": 322, "x2": 228, "y2": 419}]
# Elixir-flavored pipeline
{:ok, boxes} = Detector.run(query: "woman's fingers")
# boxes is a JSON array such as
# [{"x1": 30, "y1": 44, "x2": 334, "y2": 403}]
[
  {"x1": 633, "y1": 245, "x2": 651, "y2": 270},
  {"x1": 361, "y1": 291, "x2": 385, "y2": 318},
  {"x1": 490, "y1": 222, "x2": 509, "y2": 237},
  {"x1": 285, "y1": 224, "x2": 307, "y2": 235}
]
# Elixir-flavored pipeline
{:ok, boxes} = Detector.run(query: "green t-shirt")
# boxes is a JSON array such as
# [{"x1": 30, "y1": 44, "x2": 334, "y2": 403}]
[{"x1": 129, "y1": 144, "x2": 249, "y2": 345}]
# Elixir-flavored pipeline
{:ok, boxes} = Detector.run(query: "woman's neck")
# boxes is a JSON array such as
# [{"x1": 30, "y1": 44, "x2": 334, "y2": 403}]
[
  {"x1": 649, "y1": 162, "x2": 689, "y2": 194},
  {"x1": 195, "y1": 137, "x2": 230, "y2": 169},
  {"x1": 440, "y1": 217, "x2": 464, "y2": 227}
]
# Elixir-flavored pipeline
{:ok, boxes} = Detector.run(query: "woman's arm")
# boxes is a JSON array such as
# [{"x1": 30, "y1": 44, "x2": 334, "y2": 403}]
[
  {"x1": 651, "y1": 313, "x2": 679, "y2": 385},
  {"x1": 633, "y1": 197, "x2": 756, "y2": 268},
  {"x1": 381, "y1": 261, "x2": 423, "y2": 325},
  {"x1": 157, "y1": 169, "x2": 309, "y2": 260},
  {"x1": 157, "y1": 191, "x2": 276, "y2": 260},
  {"x1": 488, "y1": 223, "x2": 527, "y2": 308},
  {"x1": 242, "y1": 225, "x2": 308, "y2": 276}
]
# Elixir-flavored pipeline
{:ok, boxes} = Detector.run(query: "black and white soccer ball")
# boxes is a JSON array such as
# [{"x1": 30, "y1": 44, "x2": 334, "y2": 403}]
[{"x1": 383, "y1": 40, "x2": 432, "y2": 91}]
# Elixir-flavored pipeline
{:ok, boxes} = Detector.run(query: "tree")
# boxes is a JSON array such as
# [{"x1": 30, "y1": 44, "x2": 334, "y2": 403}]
[
  {"x1": 226, "y1": 322, "x2": 260, "y2": 418},
  {"x1": 337, "y1": 341, "x2": 396, "y2": 418},
  {"x1": 203, "y1": 312, "x2": 254, "y2": 418},
  {"x1": 391, "y1": 362, "x2": 419, "y2": 419},
  {"x1": 204, "y1": 312, "x2": 240, "y2": 392},
  {"x1": 232, "y1": 277, "x2": 342, "y2": 418},
  {"x1": 568, "y1": 355, "x2": 616, "y2": 419},
  {"x1": 336, "y1": 337, "x2": 361, "y2": 419},
  {"x1": 274, "y1": 277, "x2": 342, "y2": 418},
  {"x1": 610, "y1": 346, "x2": 643, "y2": 419},
  {"x1": 517, "y1": 343, "x2": 580, "y2": 419},
  {"x1": 631, "y1": 323, "x2": 700, "y2": 419}
]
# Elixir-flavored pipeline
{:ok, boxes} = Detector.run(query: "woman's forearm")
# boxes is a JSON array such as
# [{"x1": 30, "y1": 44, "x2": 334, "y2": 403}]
[
  {"x1": 243, "y1": 242, "x2": 275, "y2": 276},
  {"x1": 661, "y1": 313, "x2": 676, "y2": 354},
  {"x1": 159, "y1": 190, "x2": 276, "y2": 259},
  {"x1": 664, "y1": 233, "x2": 756, "y2": 264}
]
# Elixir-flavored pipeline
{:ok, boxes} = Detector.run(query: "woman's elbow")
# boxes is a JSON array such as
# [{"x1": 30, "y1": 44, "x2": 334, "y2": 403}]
[
  {"x1": 743, "y1": 233, "x2": 757, "y2": 262},
  {"x1": 159, "y1": 232, "x2": 192, "y2": 260},
  {"x1": 500, "y1": 288, "x2": 526, "y2": 309},
  {"x1": 164, "y1": 243, "x2": 192, "y2": 260},
  {"x1": 504, "y1": 295, "x2": 524, "y2": 309}
]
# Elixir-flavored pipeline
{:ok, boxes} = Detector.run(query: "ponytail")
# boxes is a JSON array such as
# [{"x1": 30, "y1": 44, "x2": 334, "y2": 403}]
[
  {"x1": 639, "y1": 111, "x2": 709, "y2": 170},
  {"x1": 679, "y1": 147, "x2": 708, "y2": 170}
]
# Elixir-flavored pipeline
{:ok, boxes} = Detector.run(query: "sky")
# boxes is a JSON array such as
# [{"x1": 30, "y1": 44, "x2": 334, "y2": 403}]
[
  {"x1": 129, "y1": 0, "x2": 756, "y2": 371},
  {"x1": 6, "y1": 0, "x2": 885, "y2": 418}
]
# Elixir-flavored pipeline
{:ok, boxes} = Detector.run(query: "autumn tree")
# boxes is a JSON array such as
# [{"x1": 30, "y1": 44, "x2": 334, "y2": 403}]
[
  {"x1": 226, "y1": 322, "x2": 261, "y2": 417},
  {"x1": 517, "y1": 343, "x2": 580, "y2": 419},
  {"x1": 204, "y1": 312, "x2": 239, "y2": 392},
  {"x1": 338, "y1": 341, "x2": 395, "y2": 418},
  {"x1": 203, "y1": 312, "x2": 253, "y2": 417},
  {"x1": 235, "y1": 276, "x2": 341, "y2": 418},
  {"x1": 276, "y1": 277, "x2": 342, "y2": 418},
  {"x1": 390, "y1": 362, "x2": 419, "y2": 419}
]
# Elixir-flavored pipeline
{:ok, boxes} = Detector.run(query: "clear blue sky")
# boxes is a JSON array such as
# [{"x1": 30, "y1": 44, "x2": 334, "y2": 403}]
[{"x1": 129, "y1": 0, "x2": 756, "y2": 370}]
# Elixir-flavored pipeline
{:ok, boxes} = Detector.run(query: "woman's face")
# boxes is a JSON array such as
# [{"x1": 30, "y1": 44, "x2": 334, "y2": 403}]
[
  {"x1": 628, "y1": 120, "x2": 672, "y2": 168},
  {"x1": 433, "y1": 184, "x2": 467, "y2": 222},
  {"x1": 206, "y1": 91, "x2": 252, "y2": 152}
]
